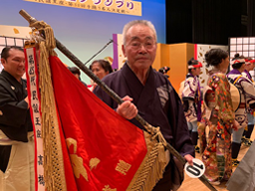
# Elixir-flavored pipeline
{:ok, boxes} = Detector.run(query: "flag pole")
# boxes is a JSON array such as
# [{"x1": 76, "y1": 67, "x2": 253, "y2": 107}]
[
  {"x1": 19, "y1": 9, "x2": 217, "y2": 191},
  {"x1": 83, "y1": 39, "x2": 113, "y2": 66}
]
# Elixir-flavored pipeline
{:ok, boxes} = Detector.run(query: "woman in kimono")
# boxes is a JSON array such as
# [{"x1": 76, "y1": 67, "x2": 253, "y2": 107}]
[
  {"x1": 227, "y1": 54, "x2": 255, "y2": 167},
  {"x1": 182, "y1": 58, "x2": 202, "y2": 153},
  {"x1": 198, "y1": 48, "x2": 239, "y2": 185},
  {"x1": 242, "y1": 57, "x2": 255, "y2": 146}
]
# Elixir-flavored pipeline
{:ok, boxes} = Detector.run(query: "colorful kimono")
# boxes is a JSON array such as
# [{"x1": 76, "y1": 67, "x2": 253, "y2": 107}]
[
  {"x1": 94, "y1": 63, "x2": 194, "y2": 191},
  {"x1": 198, "y1": 72, "x2": 235, "y2": 182},
  {"x1": 242, "y1": 69, "x2": 253, "y2": 81},
  {"x1": 182, "y1": 73, "x2": 202, "y2": 122},
  {"x1": 227, "y1": 69, "x2": 255, "y2": 128},
  {"x1": 242, "y1": 70, "x2": 255, "y2": 118}
]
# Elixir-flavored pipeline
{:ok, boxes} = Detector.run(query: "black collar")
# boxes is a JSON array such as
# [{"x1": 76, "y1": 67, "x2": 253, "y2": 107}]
[{"x1": 1, "y1": 70, "x2": 23, "y2": 87}]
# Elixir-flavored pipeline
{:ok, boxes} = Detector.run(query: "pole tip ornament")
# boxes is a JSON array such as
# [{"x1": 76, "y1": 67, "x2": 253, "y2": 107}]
[{"x1": 19, "y1": 9, "x2": 36, "y2": 24}]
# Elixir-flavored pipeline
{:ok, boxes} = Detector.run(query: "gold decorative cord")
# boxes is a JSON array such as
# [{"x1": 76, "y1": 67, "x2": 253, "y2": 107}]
[{"x1": 36, "y1": 22, "x2": 67, "y2": 191}]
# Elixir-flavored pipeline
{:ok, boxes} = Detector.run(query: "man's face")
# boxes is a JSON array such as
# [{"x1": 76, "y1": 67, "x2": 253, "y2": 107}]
[
  {"x1": 122, "y1": 24, "x2": 157, "y2": 71},
  {"x1": 246, "y1": 62, "x2": 255, "y2": 71},
  {"x1": 192, "y1": 67, "x2": 201, "y2": 76},
  {"x1": 1, "y1": 48, "x2": 25, "y2": 81}
]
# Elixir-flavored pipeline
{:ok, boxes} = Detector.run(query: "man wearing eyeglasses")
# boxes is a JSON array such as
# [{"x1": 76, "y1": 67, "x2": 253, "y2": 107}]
[{"x1": 94, "y1": 20, "x2": 194, "y2": 191}]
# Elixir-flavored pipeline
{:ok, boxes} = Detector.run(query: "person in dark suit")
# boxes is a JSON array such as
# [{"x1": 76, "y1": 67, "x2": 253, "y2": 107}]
[{"x1": 0, "y1": 46, "x2": 34, "y2": 191}]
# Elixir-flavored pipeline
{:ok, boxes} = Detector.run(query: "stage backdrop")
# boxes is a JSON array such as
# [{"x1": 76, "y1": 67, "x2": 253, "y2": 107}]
[{"x1": 0, "y1": 0, "x2": 166, "y2": 84}]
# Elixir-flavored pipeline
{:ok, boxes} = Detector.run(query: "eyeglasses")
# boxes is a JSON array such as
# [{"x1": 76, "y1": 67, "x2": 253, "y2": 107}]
[{"x1": 128, "y1": 42, "x2": 156, "y2": 50}]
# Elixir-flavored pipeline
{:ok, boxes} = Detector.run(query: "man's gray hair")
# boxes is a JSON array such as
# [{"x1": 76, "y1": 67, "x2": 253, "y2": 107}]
[{"x1": 122, "y1": 20, "x2": 157, "y2": 45}]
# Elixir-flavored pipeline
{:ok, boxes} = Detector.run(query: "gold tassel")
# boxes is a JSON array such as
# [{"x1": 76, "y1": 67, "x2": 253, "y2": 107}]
[
  {"x1": 31, "y1": 21, "x2": 67, "y2": 191},
  {"x1": 29, "y1": 20, "x2": 56, "y2": 56},
  {"x1": 127, "y1": 129, "x2": 168, "y2": 191}
]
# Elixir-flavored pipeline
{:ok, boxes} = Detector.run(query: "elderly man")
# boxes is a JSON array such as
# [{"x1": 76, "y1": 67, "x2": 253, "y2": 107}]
[
  {"x1": 94, "y1": 20, "x2": 194, "y2": 191},
  {"x1": 0, "y1": 46, "x2": 34, "y2": 191}
]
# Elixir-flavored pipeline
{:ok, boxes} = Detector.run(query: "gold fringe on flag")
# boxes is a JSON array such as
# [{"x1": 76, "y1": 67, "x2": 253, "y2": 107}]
[{"x1": 127, "y1": 126, "x2": 169, "y2": 191}]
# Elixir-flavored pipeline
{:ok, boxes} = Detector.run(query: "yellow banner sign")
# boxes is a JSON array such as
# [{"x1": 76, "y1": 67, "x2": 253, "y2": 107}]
[{"x1": 24, "y1": 0, "x2": 142, "y2": 16}]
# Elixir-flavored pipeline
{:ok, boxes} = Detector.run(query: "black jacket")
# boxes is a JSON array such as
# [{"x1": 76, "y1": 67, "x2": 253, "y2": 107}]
[{"x1": 0, "y1": 70, "x2": 33, "y2": 142}]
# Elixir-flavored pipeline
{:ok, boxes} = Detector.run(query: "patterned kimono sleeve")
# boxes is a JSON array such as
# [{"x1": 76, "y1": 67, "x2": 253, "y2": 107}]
[
  {"x1": 210, "y1": 73, "x2": 235, "y2": 127},
  {"x1": 183, "y1": 76, "x2": 197, "y2": 99},
  {"x1": 241, "y1": 79, "x2": 255, "y2": 108}
]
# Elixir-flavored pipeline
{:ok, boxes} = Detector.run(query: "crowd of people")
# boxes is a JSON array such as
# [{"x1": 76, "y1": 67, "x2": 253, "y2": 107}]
[
  {"x1": 181, "y1": 49, "x2": 255, "y2": 185},
  {"x1": 0, "y1": 19, "x2": 255, "y2": 190}
]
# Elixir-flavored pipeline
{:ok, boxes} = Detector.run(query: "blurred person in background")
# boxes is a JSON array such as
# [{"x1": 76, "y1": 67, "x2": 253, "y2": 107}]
[
  {"x1": 182, "y1": 58, "x2": 202, "y2": 154},
  {"x1": 88, "y1": 59, "x2": 113, "y2": 91},
  {"x1": 68, "y1": 66, "x2": 87, "y2": 86},
  {"x1": 227, "y1": 54, "x2": 255, "y2": 167},
  {"x1": 241, "y1": 57, "x2": 255, "y2": 146}
]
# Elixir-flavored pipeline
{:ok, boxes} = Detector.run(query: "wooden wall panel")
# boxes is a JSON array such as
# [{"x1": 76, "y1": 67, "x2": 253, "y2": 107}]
[
  {"x1": 169, "y1": 43, "x2": 194, "y2": 91},
  {"x1": 153, "y1": 43, "x2": 194, "y2": 91}
]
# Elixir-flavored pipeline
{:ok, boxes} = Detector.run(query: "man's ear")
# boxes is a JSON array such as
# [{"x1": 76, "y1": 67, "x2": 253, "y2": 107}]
[
  {"x1": 1, "y1": 58, "x2": 6, "y2": 66},
  {"x1": 220, "y1": 58, "x2": 224, "y2": 65},
  {"x1": 122, "y1": 44, "x2": 126, "y2": 57}
]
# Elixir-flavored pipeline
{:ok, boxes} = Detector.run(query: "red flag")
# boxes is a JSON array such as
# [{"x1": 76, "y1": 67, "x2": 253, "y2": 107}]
[
  {"x1": 25, "y1": 47, "x2": 78, "y2": 191},
  {"x1": 50, "y1": 56, "x2": 148, "y2": 190}
]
